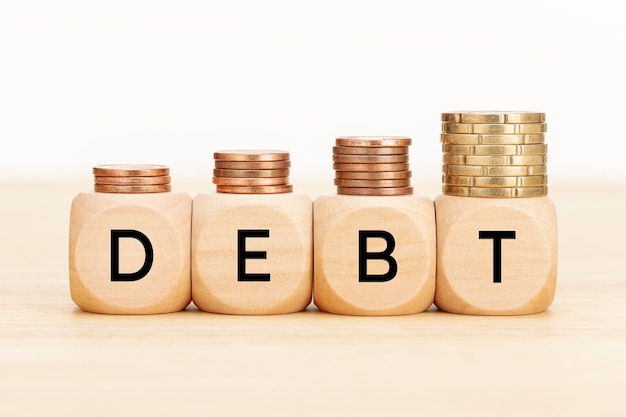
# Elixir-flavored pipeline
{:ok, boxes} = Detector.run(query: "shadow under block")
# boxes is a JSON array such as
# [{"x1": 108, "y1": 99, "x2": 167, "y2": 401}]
[
  {"x1": 191, "y1": 192, "x2": 312, "y2": 314},
  {"x1": 314, "y1": 195, "x2": 436, "y2": 316},
  {"x1": 434, "y1": 195, "x2": 558, "y2": 315},
  {"x1": 69, "y1": 192, "x2": 192, "y2": 314}
]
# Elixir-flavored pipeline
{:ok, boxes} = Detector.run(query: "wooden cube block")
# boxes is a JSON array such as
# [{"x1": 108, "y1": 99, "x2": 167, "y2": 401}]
[
  {"x1": 314, "y1": 195, "x2": 436, "y2": 315},
  {"x1": 191, "y1": 192, "x2": 312, "y2": 314},
  {"x1": 434, "y1": 195, "x2": 558, "y2": 315},
  {"x1": 69, "y1": 192, "x2": 192, "y2": 314}
]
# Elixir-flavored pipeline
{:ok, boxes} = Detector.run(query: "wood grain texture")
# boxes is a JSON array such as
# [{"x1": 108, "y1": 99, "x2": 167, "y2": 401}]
[
  {"x1": 434, "y1": 195, "x2": 557, "y2": 315},
  {"x1": 69, "y1": 191, "x2": 192, "y2": 314},
  {"x1": 1, "y1": 180, "x2": 625, "y2": 417},
  {"x1": 191, "y1": 192, "x2": 312, "y2": 314},
  {"x1": 314, "y1": 194, "x2": 436, "y2": 315}
]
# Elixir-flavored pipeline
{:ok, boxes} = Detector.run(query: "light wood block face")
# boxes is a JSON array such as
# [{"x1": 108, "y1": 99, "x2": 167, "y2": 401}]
[
  {"x1": 69, "y1": 192, "x2": 192, "y2": 314},
  {"x1": 434, "y1": 195, "x2": 558, "y2": 315},
  {"x1": 191, "y1": 192, "x2": 312, "y2": 314},
  {"x1": 314, "y1": 195, "x2": 436, "y2": 315}
]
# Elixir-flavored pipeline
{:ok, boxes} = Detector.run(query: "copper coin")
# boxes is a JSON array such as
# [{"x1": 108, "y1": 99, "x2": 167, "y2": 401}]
[
  {"x1": 333, "y1": 146, "x2": 409, "y2": 155},
  {"x1": 334, "y1": 178, "x2": 411, "y2": 188},
  {"x1": 333, "y1": 162, "x2": 409, "y2": 172},
  {"x1": 216, "y1": 184, "x2": 293, "y2": 194},
  {"x1": 212, "y1": 177, "x2": 289, "y2": 186},
  {"x1": 332, "y1": 154, "x2": 409, "y2": 164},
  {"x1": 94, "y1": 175, "x2": 171, "y2": 185},
  {"x1": 93, "y1": 164, "x2": 169, "y2": 177},
  {"x1": 94, "y1": 184, "x2": 171, "y2": 193},
  {"x1": 213, "y1": 168, "x2": 290, "y2": 178},
  {"x1": 334, "y1": 170, "x2": 412, "y2": 180},
  {"x1": 337, "y1": 186, "x2": 413, "y2": 196},
  {"x1": 213, "y1": 150, "x2": 290, "y2": 161},
  {"x1": 214, "y1": 160, "x2": 291, "y2": 170},
  {"x1": 335, "y1": 136, "x2": 412, "y2": 147}
]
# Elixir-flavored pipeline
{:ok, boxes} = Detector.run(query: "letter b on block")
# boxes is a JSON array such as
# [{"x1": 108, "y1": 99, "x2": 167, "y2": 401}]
[
  {"x1": 359, "y1": 230, "x2": 397, "y2": 283},
  {"x1": 314, "y1": 195, "x2": 436, "y2": 316}
]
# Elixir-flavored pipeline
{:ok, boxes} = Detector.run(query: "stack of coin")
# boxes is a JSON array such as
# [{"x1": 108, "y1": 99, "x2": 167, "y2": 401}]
[
  {"x1": 212, "y1": 150, "x2": 293, "y2": 194},
  {"x1": 333, "y1": 136, "x2": 413, "y2": 196},
  {"x1": 93, "y1": 164, "x2": 171, "y2": 193},
  {"x1": 440, "y1": 112, "x2": 548, "y2": 198}
]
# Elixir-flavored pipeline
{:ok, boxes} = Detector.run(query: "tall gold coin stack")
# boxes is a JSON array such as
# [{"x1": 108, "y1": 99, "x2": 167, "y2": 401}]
[
  {"x1": 93, "y1": 164, "x2": 171, "y2": 193},
  {"x1": 212, "y1": 150, "x2": 293, "y2": 194},
  {"x1": 333, "y1": 136, "x2": 413, "y2": 196},
  {"x1": 440, "y1": 112, "x2": 548, "y2": 198}
]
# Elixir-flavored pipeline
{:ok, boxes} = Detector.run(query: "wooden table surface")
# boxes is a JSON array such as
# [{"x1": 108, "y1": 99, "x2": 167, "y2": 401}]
[{"x1": 1, "y1": 179, "x2": 625, "y2": 416}]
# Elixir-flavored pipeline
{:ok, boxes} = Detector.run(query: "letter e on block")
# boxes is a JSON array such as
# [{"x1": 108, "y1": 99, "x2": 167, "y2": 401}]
[{"x1": 192, "y1": 192, "x2": 312, "y2": 314}]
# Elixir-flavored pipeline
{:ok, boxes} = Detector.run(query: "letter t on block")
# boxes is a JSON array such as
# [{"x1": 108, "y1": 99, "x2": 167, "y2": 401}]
[{"x1": 435, "y1": 196, "x2": 558, "y2": 315}]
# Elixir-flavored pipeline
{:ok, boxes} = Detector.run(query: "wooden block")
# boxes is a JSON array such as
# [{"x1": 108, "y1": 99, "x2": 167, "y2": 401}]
[
  {"x1": 191, "y1": 192, "x2": 312, "y2": 314},
  {"x1": 434, "y1": 195, "x2": 558, "y2": 315},
  {"x1": 69, "y1": 192, "x2": 192, "y2": 314},
  {"x1": 314, "y1": 195, "x2": 436, "y2": 315}
]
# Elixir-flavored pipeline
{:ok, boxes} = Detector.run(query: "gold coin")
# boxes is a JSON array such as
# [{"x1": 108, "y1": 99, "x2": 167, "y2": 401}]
[
  {"x1": 216, "y1": 184, "x2": 293, "y2": 194},
  {"x1": 94, "y1": 175, "x2": 171, "y2": 185},
  {"x1": 93, "y1": 164, "x2": 169, "y2": 177},
  {"x1": 333, "y1": 146, "x2": 409, "y2": 155},
  {"x1": 212, "y1": 177, "x2": 289, "y2": 186},
  {"x1": 441, "y1": 111, "x2": 545, "y2": 124},
  {"x1": 333, "y1": 178, "x2": 411, "y2": 188},
  {"x1": 213, "y1": 150, "x2": 290, "y2": 161},
  {"x1": 442, "y1": 122, "x2": 547, "y2": 134},
  {"x1": 333, "y1": 162, "x2": 409, "y2": 172},
  {"x1": 213, "y1": 168, "x2": 290, "y2": 178},
  {"x1": 443, "y1": 175, "x2": 548, "y2": 188},
  {"x1": 441, "y1": 133, "x2": 545, "y2": 145},
  {"x1": 94, "y1": 184, "x2": 171, "y2": 193},
  {"x1": 442, "y1": 185, "x2": 548, "y2": 198},
  {"x1": 214, "y1": 160, "x2": 291, "y2": 169},
  {"x1": 443, "y1": 143, "x2": 547, "y2": 156},
  {"x1": 335, "y1": 136, "x2": 412, "y2": 147},
  {"x1": 443, "y1": 164, "x2": 547, "y2": 176},
  {"x1": 332, "y1": 154, "x2": 409, "y2": 164},
  {"x1": 334, "y1": 170, "x2": 412, "y2": 180},
  {"x1": 337, "y1": 186, "x2": 413, "y2": 196},
  {"x1": 443, "y1": 153, "x2": 547, "y2": 166}
]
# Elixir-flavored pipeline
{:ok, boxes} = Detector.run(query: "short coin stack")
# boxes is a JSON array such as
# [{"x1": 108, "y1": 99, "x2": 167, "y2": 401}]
[
  {"x1": 93, "y1": 164, "x2": 171, "y2": 193},
  {"x1": 213, "y1": 150, "x2": 293, "y2": 194},
  {"x1": 333, "y1": 136, "x2": 413, "y2": 196},
  {"x1": 440, "y1": 112, "x2": 548, "y2": 198}
]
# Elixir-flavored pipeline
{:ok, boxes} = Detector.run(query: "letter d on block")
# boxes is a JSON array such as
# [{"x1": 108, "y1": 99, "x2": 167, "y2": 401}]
[{"x1": 110, "y1": 229, "x2": 154, "y2": 282}]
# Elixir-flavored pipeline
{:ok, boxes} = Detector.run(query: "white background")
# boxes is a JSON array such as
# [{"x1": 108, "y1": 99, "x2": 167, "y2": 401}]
[{"x1": 1, "y1": 0, "x2": 624, "y2": 184}]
